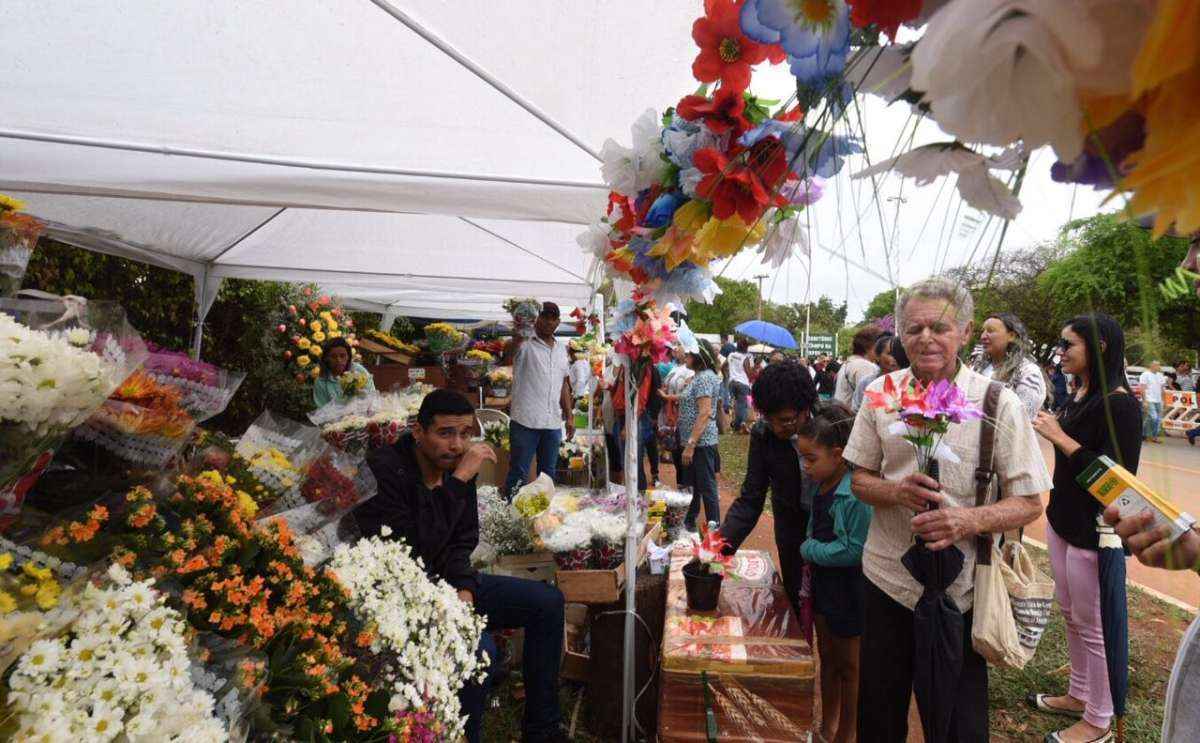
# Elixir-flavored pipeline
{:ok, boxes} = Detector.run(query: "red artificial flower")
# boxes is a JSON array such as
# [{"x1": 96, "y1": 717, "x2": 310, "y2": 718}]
[
  {"x1": 677, "y1": 86, "x2": 750, "y2": 137},
  {"x1": 693, "y1": 139, "x2": 790, "y2": 224},
  {"x1": 691, "y1": 0, "x2": 783, "y2": 93},
  {"x1": 607, "y1": 192, "x2": 637, "y2": 234},
  {"x1": 850, "y1": 0, "x2": 923, "y2": 41}
]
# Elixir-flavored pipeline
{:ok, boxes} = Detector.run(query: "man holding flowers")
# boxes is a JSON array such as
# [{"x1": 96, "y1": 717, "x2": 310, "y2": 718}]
[{"x1": 844, "y1": 277, "x2": 1051, "y2": 741}]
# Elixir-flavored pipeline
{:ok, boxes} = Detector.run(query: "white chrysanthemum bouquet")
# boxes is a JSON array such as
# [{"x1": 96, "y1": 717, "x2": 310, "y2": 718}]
[
  {"x1": 329, "y1": 529, "x2": 488, "y2": 740},
  {"x1": 6, "y1": 564, "x2": 226, "y2": 742}
]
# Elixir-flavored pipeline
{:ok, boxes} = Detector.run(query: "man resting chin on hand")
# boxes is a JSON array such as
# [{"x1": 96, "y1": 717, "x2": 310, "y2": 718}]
[{"x1": 354, "y1": 389, "x2": 569, "y2": 743}]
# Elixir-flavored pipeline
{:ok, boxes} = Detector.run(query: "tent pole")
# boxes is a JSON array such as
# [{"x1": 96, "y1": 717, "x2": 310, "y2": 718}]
[
  {"x1": 365, "y1": 0, "x2": 602, "y2": 163},
  {"x1": 621, "y1": 354, "x2": 639, "y2": 742},
  {"x1": 191, "y1": 266, "x2": 209, "y2": 360}
]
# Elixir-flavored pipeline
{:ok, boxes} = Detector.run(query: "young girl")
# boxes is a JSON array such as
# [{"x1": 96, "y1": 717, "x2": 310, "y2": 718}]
[{"x1": 796, "y1": 402, "x2": 871, "y2": 743}]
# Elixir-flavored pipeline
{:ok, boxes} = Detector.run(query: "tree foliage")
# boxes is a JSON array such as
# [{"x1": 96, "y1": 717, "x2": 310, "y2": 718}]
[
  {"x1": 863, "y1": 289, "x2": 897, "y2": 322},
  {"x1": 684, "y1": 277, "x2": 760, "y2": 336}
]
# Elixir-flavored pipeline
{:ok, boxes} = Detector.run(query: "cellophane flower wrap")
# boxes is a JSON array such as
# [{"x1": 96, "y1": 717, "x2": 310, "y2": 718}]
[
  {"x1": 0, "y1": 538, "x2": 93, "y2": 673},
  {"x1": 76, "y1": 369, "x2": 199, "y2": 468},
  {"x1": 329, "y1": 528, "x2": 488, "y2": 740},
  {"x1": 864, "y1": 373, "x2": 984, "y2": 474},
  {"x1": 311, "y1": 386, "x2": 428, "y2": 457},
  {"x1": 234, "y1": 410, "x2": 325, "y2": 507},
  {"x1": 0, "y1": 297, "x2": 145, "y2": 528},
  {"x1": 141, "y1": 345, "x2": 245, "y2": 422},
  {"x1": 476, "y1": 486, "x2": 536, "y2": 558},
  {"x1": 480, "y1": 420, "x2": 509, "y2": 451},
  {"x1": 423, "y1": 322, "x2": 465, "y2": 354},
  {"x1": 0, "y1": 195, "x2": 42, "y2": 298},
  {"x1": 503, "y1": 297, "x2": 540, "y2": 339},
  {"x1": 5, "y1": 563, "x2": 227, "y2": 743},
  {"x1": 257, "y1": 446, "x2": 377, "y2": 545}
]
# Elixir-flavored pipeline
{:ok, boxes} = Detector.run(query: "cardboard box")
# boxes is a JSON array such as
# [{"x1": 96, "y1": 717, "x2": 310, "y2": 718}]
[
  {"x1": 489, "y1": 551, "x2": 557, "y2": 584},
  {"x1": 555, "y1": 523, "x2": 662, "y2": 604},
  {"x1": 1077, "y1": 455, "x2": 1196, "y2": 541}
]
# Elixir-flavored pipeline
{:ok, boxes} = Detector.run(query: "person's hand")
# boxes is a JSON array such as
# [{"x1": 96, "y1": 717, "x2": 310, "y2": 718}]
[
  {"x1": 453, "y1": 442, "x2": 496, "y2": 482},
  {"x1": 1032, "y1": 410, "x2": 1065, "y2": 443},
  {"x1": 456, "y1": 589, "x2": 474, "y2": 605},
  {"x1": 911, "y1": 506, "x2": 979, "y2": 551},
  {"x1": 893, "y1": 472, "x2": 944, "y2": 512},
  {"x1": 565, "y1": 419, "x2": 576, "y2": 440},
  {"x1": 1104, "y1": 505, "x2": 1200, "y2": 571},
  {"x1": 682, "y1": 443, "x2": 695, "y2": 467}
]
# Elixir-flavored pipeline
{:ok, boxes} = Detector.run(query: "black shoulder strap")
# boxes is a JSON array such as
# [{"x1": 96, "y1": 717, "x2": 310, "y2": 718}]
[{"x1": 974, "y1": 381, "x2": 1004, "y2": 565}]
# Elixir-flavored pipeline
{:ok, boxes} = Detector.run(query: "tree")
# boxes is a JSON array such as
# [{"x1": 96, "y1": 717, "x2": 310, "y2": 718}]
[
  {"x1": 863, "y1": 288, "x2": 897, "y2": 323},
  {"x1": 685, "y1": 276, "x2": 760, "y2": 336},
  {"x1": 765, "y1": 296, "x2": 848, "y2": 340}
]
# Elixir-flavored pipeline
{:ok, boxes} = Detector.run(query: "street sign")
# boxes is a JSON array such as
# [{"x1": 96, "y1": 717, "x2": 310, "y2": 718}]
[{"x1": 805, "y1": 334, "x2": 835, "y2": 356}]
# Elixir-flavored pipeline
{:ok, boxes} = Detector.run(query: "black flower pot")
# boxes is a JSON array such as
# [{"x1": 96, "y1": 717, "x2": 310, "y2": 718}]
[{"x1": 682, "y1": 558, "x2": 723, "y2": 612}]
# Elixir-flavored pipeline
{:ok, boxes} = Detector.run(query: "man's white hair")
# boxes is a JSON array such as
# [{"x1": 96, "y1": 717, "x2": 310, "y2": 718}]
[{"x1": 896, "y1": 277, "x2": 975, "y2": 329}]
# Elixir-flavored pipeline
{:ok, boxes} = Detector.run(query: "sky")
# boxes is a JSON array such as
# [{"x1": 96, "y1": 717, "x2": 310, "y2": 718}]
[{"x1": 709, "y1": 50, "x2": 1114, "y2": 323}]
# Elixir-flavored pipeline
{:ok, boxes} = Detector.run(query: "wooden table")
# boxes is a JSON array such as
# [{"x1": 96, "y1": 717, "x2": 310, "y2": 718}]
[{"x1": 658, "y1": 549, "x2": 815, "y2": 742}]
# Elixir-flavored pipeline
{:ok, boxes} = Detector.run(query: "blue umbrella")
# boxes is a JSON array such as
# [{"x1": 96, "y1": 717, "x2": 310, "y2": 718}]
[{"x1": 734, "y1": 320, "x2": 797, "y2": 349}]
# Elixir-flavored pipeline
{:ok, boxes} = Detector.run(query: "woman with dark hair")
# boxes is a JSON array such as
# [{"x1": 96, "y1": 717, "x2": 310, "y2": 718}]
[
  {"x1": 676, "y1": 340, "x2": 722, "y2": 531},
  {"x1": 851, "y1": 334, "x2": 909, "y2": 411},
  {"x1": 312, "y1": 336, "x2": 375, "y2": 408},
  {"x1": 721, "y1": 359, "x2": 821, "y2": 617},
  {"x1": 1030, "y1": 313, "x2": 1142, "y2": 743},
  {"x1": 975, "y1": 311, "x2": 1047, "y2": 420}
]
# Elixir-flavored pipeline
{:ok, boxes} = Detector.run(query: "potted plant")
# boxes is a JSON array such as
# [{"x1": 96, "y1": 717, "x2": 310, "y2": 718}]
[{"x1": 682, "y1": 522, "x2": 732, "y2": 612}]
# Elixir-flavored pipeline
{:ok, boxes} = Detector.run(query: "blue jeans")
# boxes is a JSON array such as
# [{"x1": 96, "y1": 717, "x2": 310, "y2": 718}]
[
  {"x1": 730, "y1": 381, "x2": 751, "y2": 430},
  {"x1": 1143, "y1": 402, "x2": 1163, "y2": 438},
  {"x1": 683, "y1": 444, "x2": 720, "y2": 530},
  {"x1": 460, "y1": 574, "x2": 565, "y2": 743},
  {"x1": 505, "y1": 421, "x2": 562, "y2": 498}
]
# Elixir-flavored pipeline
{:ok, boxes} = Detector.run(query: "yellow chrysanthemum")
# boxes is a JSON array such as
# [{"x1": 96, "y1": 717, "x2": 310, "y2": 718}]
[
  {"x1": 312, "y1": 332, "x2": 327, "y2": 343},
  {"x1": 236, "y1": 490, "x2": 259, "y2": 518},
  {"x1": 0, "y1": 552, "x2": 12, "y2": 571},
  {"x1": 35, "y1": 580, "x2": 61, "y2": 610},
  {"x1": 297, "y1": 355, "x2": 311, "y2": 368},
  {"x1": 22, "y1": 563, "x2": 51, "y2": 582},
  {"x1": 694, "y1": 215, "x2": 766, "y2": 261},
  {"x1": 0, "y1": 591, "x2": 15, "y2": 614},
  {"x1": 311, "y1": 321, "x2": 323, "y2": 333},
  {"x1": 1113, "y1": 0, "x2": 1200, "y2": 237},
  {"x1": 0, "y1": 194, "x2": 25, "y2": 213}
]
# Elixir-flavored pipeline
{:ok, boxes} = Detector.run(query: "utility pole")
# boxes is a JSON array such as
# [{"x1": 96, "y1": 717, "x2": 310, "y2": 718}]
[{"x1": 754, "y1": 273, "x2": 769, "y2": 320}]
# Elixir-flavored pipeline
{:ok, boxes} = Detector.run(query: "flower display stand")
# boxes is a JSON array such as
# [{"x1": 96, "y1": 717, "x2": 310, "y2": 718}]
[
  {"x1": 658, "y1": 549, "x2": 814, "y2": 742},
  {"x1": 555, "y1": 523, "x2": 661, "y2": 604}
]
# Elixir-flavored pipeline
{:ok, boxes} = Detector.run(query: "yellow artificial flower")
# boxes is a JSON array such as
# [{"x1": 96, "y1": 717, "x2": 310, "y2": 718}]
[
  {"x1": 1117, "y1": 0, "x2": 1200, "y2": 237},
  {"x1": 297, "y1": 355, "x2": 311, "y2": 368},
  {"x1": 298, "y1": 337, "x2": 311, "y2": 350},
  {"x1": 693, "y1": 215, "x2": 766, "y2": 261},
  {"x1": 0, "y1": 194, "x2": 25, "y2": 213},
  {"x1": 320, "y1": 311, "x2": 334, "y2": 321},
  {"x1": 0, "y1": 591, "x2": 15, "y2": 614},
  {"x1": 329, "y1": 331, "x2": 342, "y2": 339},
  {"x1": 236, "y1": 490, "x2": 259, "y2": 518},
  {"x1": 35, "y1": 580, "x2": 61, "y2": 610},
  {"x1": 0, "y1": 552, "x2": 12, "y2": 571},
  {"x1": 311, "y1": 321, "x2": 323, "y2": 333},
  {"x1": 22, "y1": 563, "x2": 51, "y2": 583},
  {"x1": 327, "y1": 321, "x2": 339, "y2": 332},
  {"x1": 312, "y1": 331, "x2": 327, "y2": 343},
  {"x1": 19, "y1": 582, "x2": 37, "y2": 597},
  {"x1": 311, "y1": 346, "x2": 322, "y2": 357},
  {"x1": 647, "y1": 200, "x2": 710, "y2": 270}
]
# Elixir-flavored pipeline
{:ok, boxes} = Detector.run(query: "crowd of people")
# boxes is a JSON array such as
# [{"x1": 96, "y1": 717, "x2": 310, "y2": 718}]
[{"x1": 304, "y1": 284, "x2": 1196, "y2": 742}]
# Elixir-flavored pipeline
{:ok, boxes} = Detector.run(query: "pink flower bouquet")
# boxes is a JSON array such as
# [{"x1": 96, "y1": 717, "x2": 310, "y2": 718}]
[{"x1": 865, "y1": 373, "x2": 983, "y2": 474}]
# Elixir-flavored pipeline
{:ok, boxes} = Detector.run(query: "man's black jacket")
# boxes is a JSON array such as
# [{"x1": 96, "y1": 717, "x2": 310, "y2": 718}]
[
  {"x1": 353, "y1": 431, "x2": 479, "y2": 595},
  {"x1": 720, "y1": 420, "x2": 810, "y2": 552}
]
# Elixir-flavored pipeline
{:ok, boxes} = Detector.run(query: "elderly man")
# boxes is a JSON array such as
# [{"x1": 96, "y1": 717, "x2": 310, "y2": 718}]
[{"x1": 845, "y1": 277, "x2": 1052, "y2": 742}]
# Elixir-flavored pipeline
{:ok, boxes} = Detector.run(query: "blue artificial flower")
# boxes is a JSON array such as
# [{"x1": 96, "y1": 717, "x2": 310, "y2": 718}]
[
  {"x1": 754, "y1": 0, "x2": 852, "y2": 86},
  {"x1": 806, "y1": 132, "x2": 862, "y2": 178},
  {"x1": 643, "y1": 191, "x2": 688, "y2": 229},
  {"x1": 658, "y1": 263, "x2": 720, "y2": 303},
  {"x1": 739, "y1": 0, "x2": 781, "y2": 44},
  {"x1": 661, "y1": 114, "x2": 723, "y2": 170},
  {"x1": 738, "y1": 119, "x2": 809, "y2": 166},
  {"x1": 629, "y1": 236, "x2": 669, "y2": 280}
]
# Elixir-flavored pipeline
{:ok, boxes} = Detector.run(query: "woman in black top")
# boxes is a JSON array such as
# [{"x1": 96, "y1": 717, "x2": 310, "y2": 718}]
[{"x1": 1030, "y1": 313, "x2": 1141, "y2": 743}]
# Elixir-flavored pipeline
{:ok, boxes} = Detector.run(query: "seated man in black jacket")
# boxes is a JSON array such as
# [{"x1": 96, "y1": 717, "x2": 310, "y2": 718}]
[
  {"x1": 720, "y1": 360, "x2": 820, "y2": 617},
  {"x1": 354, "y1": 389, "x2": 567, "y2": 743}
]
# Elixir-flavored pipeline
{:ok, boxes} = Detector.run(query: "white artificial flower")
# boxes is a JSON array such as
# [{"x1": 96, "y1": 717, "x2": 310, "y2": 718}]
[
  {"x1": 852, "y1": 142, "x2": 1024, "y2": 220},
  {"x1": 576, "y1": 220, "x2": 613, "y2": 260},
  {"x1": 845, "y1": 43, "x2": 915, "y2": 104},
  {"x1": 600, "y1": 108, "x2": 666, "y2": 195},
  {"x1": 757, "y1": 212, "x2": 812, "y2": 269},
  {"x1": 910, "y1": 0, "x2": 1144, "y2": 161}
]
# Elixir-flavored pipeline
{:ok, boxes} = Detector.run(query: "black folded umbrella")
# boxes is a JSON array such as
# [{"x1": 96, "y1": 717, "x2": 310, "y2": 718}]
[
  {"x1": 902, "y1": 537, "x2": 966, "y2": 743},
  {"x1": 1097, "y1": 524, "x2": 1129, "y2": 741}
]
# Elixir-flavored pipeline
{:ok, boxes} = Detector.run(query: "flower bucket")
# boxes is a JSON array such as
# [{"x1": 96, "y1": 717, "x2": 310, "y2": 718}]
[
  {"x1": 490, "y1": 386, "x2": 509, "y2": 398},
  {"x1": 682, "y1": 558, "x2": 723, "y2": 613},
  {"x1": 553, "y1": 546, "x2": 593, "y2": 572},
  {"x1": 591, "y1": 541, "x2": 622, "y2": 569}
]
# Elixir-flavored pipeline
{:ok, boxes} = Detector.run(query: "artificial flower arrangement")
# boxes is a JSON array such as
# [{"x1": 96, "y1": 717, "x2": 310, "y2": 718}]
[
  {"x1": 76, "y1": 369, "x2": 199, "y2": 467},
  {"x1": 464, "y1": 348, "x2": 494, "y2": 364},
  {"x1": 480, "y1": 420, "x2": 509, "y2": 452},
  {"x1": 502, "y1": 297, "x2": 540, "y2": 338},
  {"x1": 141, "y1": 345, "x2": 245, "y2": 422},
  {"x1": 329, "y1": 527, "x2": 488, "y2": 740},
  {"x1": 276, "y1": 286, "x2": 357, "y2": 385},
  {"x1": 0, "y1": 302, "x2": 145, "y2": 527},
  {"x1": 0, "y1": 193, "x2": 43, "y2": 297},
  {"x1": 338, "y1": 369, "x2": 373, "y2": 399},
  {"x1": 683, "y1": 521, "x2": 734, "y2": 611},
  {"x1": 4, "y1": 563, "x2": 228, "y2": 742},
  {"x1": 864, "y1": 373, "x2": 983, "y2": 476},
  {"x1": 470, "y1": 339, "x2": 505, "y2": 357},
  {"x1": 365, "y1": 328, "x2": 420, "y2": 356},
  {"x1": 568, "y1": 307, "x2": 600, "y2": 336},
  {"x1": 486, "y1": 367, "x2": 513, "y2": 395},
  {"x1": 423, "y1": 322, "x2": 466, "y2": 354}
]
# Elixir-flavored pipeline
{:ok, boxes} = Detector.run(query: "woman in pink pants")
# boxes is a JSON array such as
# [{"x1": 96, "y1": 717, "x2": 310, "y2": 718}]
[{"x1": 1032, "y1": 314, "x2": 1142, "y2": 743}]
